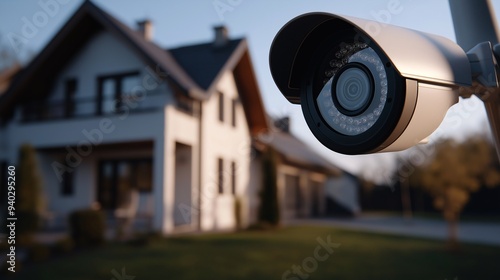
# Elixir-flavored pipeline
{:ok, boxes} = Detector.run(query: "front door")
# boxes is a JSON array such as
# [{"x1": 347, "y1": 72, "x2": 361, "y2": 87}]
[{"x1": 97, "y1": 159, "x2": 152, "y2": 210}]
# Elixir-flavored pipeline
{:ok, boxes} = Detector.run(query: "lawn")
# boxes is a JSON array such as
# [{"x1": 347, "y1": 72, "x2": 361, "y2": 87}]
[{"x1": 8, "y1": 226, "x2": 500, "y2": 280}]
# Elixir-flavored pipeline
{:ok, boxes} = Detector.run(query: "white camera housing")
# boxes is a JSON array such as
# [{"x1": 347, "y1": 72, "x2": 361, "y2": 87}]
[{"x1": 269, "y1": 13, "x2": 472, "y2": 154}]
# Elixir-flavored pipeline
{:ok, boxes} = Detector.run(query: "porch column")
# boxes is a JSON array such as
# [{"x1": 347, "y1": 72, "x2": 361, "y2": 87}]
[
  {"x1": 277, "y1": 167, "x2": 286, "y2": 221},
  {"x1": 152, "y1": 135, "x2": 165, "y2": 233},
  {"x1": 162, "y1": 107, "x2": 176, "y2": 234}
]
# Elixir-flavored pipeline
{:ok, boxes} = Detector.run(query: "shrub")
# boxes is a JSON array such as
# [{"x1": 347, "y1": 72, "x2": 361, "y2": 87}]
[
  {"x1": 234, "y1": 196, "x2": 243, "y2": 231},
  {"x1": 69, "y1": 209, "x2": 106, "y2": 247},
  {"x1": 258, "y1": 147, "x2": 280, "y2": 226},
  {"x1": 9, "y1": 144, "x2": 46, "y2": 240}
]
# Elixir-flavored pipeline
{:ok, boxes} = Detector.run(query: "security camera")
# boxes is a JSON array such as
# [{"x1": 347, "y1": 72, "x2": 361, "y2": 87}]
[{"x1": 269, "y1": 13, "x2": 473, "y2": 155}]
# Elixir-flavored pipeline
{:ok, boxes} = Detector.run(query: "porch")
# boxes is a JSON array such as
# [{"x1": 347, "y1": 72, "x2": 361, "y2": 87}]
[{"x1": 35, "y1": 139, "x2": 198, "y2": 236}]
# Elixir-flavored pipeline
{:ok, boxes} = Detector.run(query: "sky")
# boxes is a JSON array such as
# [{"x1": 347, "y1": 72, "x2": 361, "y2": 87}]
[{"x1": 0, "y1": 0, "x2": 498, "y2": 182}]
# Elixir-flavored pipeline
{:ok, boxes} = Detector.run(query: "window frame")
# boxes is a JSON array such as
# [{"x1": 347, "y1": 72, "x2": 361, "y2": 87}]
[
  {"x1": 218, "y1": 158, "x2": 224, "y2": 194},
  {"x1": 218, "y1": 91, "x2": 225, "y2": 122},
  {"x1": 231, "y1": 98, "x2": 237, "y2": 127},
  {"x1": 61, "y1": 169, "x2": 75, "y2": 196},
  {"x1": 64, "y1": 78, "x2": 77, "y2": 118},
  {"x1": 231, "y1": 161, "x2": 236, "y2": 195},
  {"x1": 97, "y1": 70, "x2": 140, "y2": 116}
]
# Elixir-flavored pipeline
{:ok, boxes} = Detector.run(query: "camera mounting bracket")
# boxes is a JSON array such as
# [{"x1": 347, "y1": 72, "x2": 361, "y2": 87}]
[{"x1": 457, "y1": 42, "x2": 500, "y2": 159}]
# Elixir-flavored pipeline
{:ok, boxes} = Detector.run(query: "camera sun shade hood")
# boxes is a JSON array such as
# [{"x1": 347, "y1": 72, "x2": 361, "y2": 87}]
[{"x1": 269, "y1": 12, "x2": 472, "y2": 104}]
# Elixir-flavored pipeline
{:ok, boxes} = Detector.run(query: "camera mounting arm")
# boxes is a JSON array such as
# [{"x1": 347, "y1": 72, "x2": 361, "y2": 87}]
[
  {"x1": 450, "y1": 0, "x2": 500, "y2": 160},
  {"x1": 459, "y1": 42, "x2": 500, "y2": 159}
]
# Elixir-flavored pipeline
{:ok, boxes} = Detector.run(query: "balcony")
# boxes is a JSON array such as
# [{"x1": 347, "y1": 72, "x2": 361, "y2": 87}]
[{"x1": 21, "y1": 90, "x2": 166, "y2": 122}]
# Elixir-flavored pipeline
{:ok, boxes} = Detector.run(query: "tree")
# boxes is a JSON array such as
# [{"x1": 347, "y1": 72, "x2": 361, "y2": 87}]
[
  {"x1": 409, "y1": 136, "x2": 500, "y2": 250},
  {"x1": 17, "y1": 144, "x2": 46, "y2": 236},
  {"x1": 258, "y1": 147, "x2": 280, "y2": 226},
  {"x1": 0, "y1": 32, "x2": 19, "y2": 72}
]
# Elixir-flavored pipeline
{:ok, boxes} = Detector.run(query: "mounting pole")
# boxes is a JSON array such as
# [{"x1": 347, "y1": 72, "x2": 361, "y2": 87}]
[{"x1": 449, "y1": 0, "x2": 500, "y2": 160}]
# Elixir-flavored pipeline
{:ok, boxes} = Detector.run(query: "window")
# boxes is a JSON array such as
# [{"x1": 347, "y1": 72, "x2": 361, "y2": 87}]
[
  {"x1": 121, "y1": 75, "x2": 140, "y2": 108},
  {"x1": 100, "y1": 78, "x2": 117, "y2": 115},
  {"x1": 231, "y1": 161, "x2": 236, "y2": 195},
  {"x1": 218, "y1": 92, "x2": 224, "y2": 122},
  {"x1": 64, "y1": 78, "x2": 77, "y2": 118},
  {"x1": 175, "y1": 92, "x2": 195, "y2": 115},
  {"x1": 98, "y1": 158, "x2": 153, "y2": 210},
  {"x1": 98, "y1": 71, "x2": 139, "y2": 115},
  {"x1": 218, "y1": 158, "x2": 224, "y2": 194},
  {"x1": 231, "y1": 99, "x2": 237, "y2": 127},
  {"x1": 61, "y1": 170, "x2": 74, "y2": 196}
]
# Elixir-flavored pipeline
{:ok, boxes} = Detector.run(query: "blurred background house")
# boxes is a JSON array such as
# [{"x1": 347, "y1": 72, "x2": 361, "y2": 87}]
[
  {"x1": 249, "y1": 116, "x2": 361, "y2": 224},
  {"x1": 0, "y1": 1, "x2": 358, "y2": 236}
]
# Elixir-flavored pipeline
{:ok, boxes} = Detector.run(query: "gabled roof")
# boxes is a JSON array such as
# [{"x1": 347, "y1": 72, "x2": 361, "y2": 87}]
[
  {"x1": 170, "y1": 39, "x2": 243, "y2": 91},
  {"x1": 0, "y1": 1, "x2": 268, "y2": 134},
  {"x1": 264, "y1": 129, "x2": 342, "y2": 176},
  {"x1": 169, "y1": 38, "x2": 269, "y2": 135}
]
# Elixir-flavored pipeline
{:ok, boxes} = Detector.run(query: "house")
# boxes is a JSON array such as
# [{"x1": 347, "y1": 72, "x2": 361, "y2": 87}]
[
  {"x1": 0, "y1": 0, "x2": 269, "y2": 235},
  {"x1": 248, "y1": 117, "x2": 360, "y2": 223},
  {"x1": 0, "y1": 1, "x2": 358, "y2": 235}
]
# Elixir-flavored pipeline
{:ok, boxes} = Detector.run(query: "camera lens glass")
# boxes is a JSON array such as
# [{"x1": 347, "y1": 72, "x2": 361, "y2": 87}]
[
  {"x1": 316, "y1": 46, "x2": 388, "y2": 136},
  {"x1": 334, "y1": 65, "x2": 373, "y2": 115}
]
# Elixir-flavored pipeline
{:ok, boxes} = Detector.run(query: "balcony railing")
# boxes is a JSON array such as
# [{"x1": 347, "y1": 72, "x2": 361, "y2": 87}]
[{"x1": 21, "y1": 90, "x2": 166, "y2": 122}]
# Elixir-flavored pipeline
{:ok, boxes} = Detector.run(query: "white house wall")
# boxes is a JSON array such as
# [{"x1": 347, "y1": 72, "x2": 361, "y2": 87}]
[
  {"x1": 163, "y1": 105, "x2": 200, "y2": 234},
  {"x1": 38, "y1": 152, "x2": 96, "y2": 219},
  {"x1": 199, "y1": 71, "x2": 251, "y2": 231},
  {"x1": 46, "y1": 31, "x2": 169, "y2": 111}
]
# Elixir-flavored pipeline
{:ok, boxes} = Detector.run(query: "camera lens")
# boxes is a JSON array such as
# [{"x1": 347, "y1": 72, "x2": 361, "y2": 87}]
[
  {"x1": 333, "y1": 65, "x2": 373, "y2": 115},
  {"x1": 316, "y1": 47, "x2": 388, "y2": 136}
]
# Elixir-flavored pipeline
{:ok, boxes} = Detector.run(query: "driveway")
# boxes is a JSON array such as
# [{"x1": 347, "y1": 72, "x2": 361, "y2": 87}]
[{"x1": 289, "y1": 214, "x2": 500, "y2": 246}]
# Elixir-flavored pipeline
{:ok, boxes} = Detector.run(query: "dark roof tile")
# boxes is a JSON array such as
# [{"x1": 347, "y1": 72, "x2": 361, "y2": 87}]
[
  {"x1": 169, "y1": 39, "x2": 243, "y2": 90},
  {"x1": 269, "y1": 130, "x2": 342, "y2": 175}
]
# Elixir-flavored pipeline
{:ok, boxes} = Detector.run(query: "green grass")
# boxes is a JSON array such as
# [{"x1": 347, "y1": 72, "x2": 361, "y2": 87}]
[
  {"x1": 8, "y1": 226, "x2": 500, "y2": 280},
  {"x1": 364, "y1": 210, "x2": 500, "y2": 224}
]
